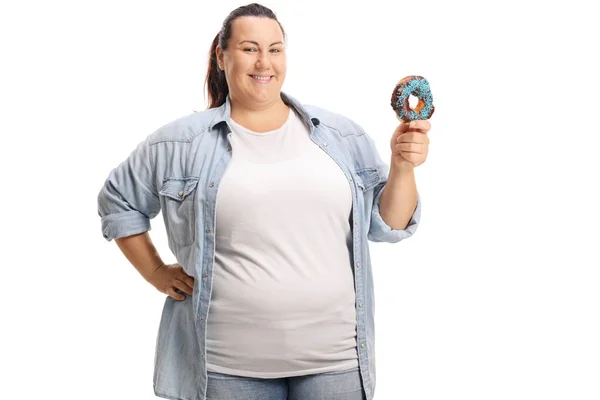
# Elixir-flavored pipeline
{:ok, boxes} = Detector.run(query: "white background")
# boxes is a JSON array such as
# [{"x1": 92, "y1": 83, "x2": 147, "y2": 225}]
[{"x1": 1, "y1": 0, "x2": 599, "y2": 399}]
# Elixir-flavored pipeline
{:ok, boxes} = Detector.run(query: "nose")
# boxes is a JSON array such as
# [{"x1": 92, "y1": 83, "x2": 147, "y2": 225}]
[{"x1": 255, "y1": 50, "x2": 271, "y2": 69}]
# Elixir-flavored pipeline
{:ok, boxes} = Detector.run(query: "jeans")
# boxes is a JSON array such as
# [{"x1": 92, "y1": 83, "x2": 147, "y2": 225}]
[{"x1": 206, "y1": 366, "x2": 366, "y2": 400}]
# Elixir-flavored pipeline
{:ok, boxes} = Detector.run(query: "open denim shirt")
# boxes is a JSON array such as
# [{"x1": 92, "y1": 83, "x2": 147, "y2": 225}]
[{"x1": 97, "y1": 92, "x2": 421, "y2": 400}]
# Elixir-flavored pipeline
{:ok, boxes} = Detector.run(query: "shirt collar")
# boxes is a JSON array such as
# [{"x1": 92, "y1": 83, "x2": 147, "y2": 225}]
[{"x1": 208, "y1": 91, "x2": 320, "y2": 132}]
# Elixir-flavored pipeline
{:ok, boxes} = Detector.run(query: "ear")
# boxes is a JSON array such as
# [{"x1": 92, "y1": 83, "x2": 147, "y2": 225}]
[{"x1": 215, "y1": 46, "x2": 224, "y2": 70}]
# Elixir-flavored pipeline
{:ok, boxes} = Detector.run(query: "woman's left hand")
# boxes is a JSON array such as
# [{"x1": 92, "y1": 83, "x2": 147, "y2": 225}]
[{"x1": 389, "y1": 119, "x2": 431, "y2": 169}]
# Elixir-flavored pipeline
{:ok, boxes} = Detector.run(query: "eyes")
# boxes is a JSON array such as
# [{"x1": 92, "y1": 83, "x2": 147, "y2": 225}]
[{"x1": 243, "y1": 47, "x2": 282, "y2": 53}]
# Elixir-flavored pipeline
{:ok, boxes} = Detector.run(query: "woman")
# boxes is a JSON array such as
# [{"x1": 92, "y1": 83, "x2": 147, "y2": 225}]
[{"x1": 97, "y1": 3, "x2": 430, "y2": 400}]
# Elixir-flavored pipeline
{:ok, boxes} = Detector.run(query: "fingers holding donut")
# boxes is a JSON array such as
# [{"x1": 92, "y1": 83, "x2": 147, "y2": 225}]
[
  {"x1": 392, "y1": 130, "x2": 430, "y2": 168},
  {"x1": 390, "y1": 119, "x2": 431, "y2": 169}
]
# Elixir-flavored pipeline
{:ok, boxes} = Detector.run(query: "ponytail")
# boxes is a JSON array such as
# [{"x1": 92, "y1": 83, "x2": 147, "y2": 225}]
[{"x1": 204, "y1": 32, "x2": 228, "y2": 108}]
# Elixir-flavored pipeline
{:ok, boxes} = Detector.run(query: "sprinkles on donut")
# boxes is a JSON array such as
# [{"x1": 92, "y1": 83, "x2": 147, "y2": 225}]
[{"x1": 391, "y1": 75, "x2": 435, "y2": 123}]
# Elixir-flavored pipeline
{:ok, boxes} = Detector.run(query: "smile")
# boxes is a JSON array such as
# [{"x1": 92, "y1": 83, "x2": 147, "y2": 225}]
[{"x1": 250, "y1": 75, "x2": 273, "y2": 83}]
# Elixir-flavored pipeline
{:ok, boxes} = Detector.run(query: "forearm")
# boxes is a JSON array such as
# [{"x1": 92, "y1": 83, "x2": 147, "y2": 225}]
[
  {"x1": 115, "y1": 232, "x2": 165, "y2": 282},
  {"x1": 378, "y1": 161, "x2": 419, "y2": 230}
]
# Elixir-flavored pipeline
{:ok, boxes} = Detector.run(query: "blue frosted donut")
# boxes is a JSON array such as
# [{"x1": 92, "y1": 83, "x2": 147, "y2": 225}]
[{"x1": 391, "y1": 76, "x2": 435, "y2": 123}]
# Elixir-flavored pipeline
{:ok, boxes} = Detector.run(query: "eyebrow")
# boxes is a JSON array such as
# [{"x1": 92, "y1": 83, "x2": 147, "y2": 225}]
[{"x1": 239, "y1": 40, "x2": 284, "y2": 47}]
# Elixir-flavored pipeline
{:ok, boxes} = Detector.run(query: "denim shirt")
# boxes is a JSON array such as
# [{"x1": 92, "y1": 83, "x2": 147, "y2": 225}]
[{"x1": 97, "y1": 92, "x2": 421, "y2": 400}]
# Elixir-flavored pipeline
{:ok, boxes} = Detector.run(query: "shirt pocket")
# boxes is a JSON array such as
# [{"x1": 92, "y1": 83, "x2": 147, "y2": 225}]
[
  {"x1": 354, "y1": 167, "x2": 380, "y2": 192},
  {"x1": 159, "y1": 177, "x2": 199, "y2": 246}
]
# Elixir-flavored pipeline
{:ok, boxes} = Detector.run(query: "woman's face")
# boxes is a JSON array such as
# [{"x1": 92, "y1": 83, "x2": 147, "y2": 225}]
[{"x1": 217, "y1": 16, "x2": 286, "y2": 108}]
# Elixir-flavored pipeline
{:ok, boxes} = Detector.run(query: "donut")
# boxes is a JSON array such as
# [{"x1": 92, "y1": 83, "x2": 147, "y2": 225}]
[{"x1": 390, "y1": 75, "x2": 435, "y2": 123}]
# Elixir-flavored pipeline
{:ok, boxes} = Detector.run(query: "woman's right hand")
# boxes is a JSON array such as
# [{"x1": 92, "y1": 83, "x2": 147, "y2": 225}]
[{"x1": 147, "y1": 263, "x2": 195, "y2": 301}]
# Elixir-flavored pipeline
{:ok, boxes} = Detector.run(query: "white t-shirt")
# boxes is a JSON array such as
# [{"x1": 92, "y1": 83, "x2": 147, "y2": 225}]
[{"x1": 206, "y1": 107, "x2": 359, "y2": 378}]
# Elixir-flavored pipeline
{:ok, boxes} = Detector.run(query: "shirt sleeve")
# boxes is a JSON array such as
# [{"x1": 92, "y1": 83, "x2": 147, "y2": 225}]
[
  {"x1": 365, "y1": 134, "x2": 422, "y2": 243},
  {"x1": 97, "y1": 136, "x2": 161, "y2": 242}
]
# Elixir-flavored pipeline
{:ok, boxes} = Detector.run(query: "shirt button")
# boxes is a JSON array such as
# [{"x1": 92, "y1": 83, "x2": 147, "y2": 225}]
[
  {"x1": 199, "y1": 316, "x2": 203, "y2": 320},
  {"x1": 209, "y1": 183, "x2": 214, "y2": 188},
  {"x1": 356, "y1": 262, "x2": 360, "y2": 268},
  {"x1": 178, "y1": 191, "x2": 184, "y2": 197},
  {"x1": 359, "y1": 303, "x2": 363, "y2": 308},
  {"x1": 323, "y1": 143, "x2": 327, "y2": 147},
  {"x1": 202, "y1": 273, "x2": 208, "y2": 278},
  {"x1": 355, "y1": 219, "x2": 359, "y2": 225},
  {"x1": 226, "y1": 146, "x2": 231, "y2": 152},
  {"x1": 206, "y1": 228, "x2": 211, "y2": 233},
  {"x1": 361, "y1": 343, "x2": 365, "y2": 348}
]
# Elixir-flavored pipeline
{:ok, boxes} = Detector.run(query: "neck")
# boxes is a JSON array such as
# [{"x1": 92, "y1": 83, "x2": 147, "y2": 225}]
[{"x1": 229, "y1": 94, "x2": 290, "y2": 133}]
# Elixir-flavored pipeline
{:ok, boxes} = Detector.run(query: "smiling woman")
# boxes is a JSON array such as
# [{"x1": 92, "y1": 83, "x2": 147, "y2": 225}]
[{"x1": 204, "y1": 4, "x2": 289, "y2": 132}]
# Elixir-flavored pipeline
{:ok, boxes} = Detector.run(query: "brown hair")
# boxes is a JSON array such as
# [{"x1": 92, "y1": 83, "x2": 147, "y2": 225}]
[{"x1": 204, "y1": 3, "x2": 287, "y2": 108}]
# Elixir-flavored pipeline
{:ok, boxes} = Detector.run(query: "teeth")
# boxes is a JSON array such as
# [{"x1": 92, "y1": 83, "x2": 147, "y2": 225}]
[{"x1": 252, "y1": 75, "x2": 271, "y2": 80}]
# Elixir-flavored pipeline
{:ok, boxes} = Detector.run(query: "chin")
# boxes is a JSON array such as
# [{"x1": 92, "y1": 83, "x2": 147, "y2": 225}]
[{"x1": 251, "y1": 90, "x2": 279, "y2": 102}]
